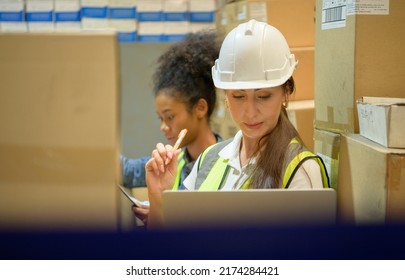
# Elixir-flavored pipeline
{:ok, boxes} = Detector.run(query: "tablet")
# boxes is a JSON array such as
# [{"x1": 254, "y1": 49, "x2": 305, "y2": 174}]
[{"x1": 119, "y1": 185, "x2": 149, "y2": 207}]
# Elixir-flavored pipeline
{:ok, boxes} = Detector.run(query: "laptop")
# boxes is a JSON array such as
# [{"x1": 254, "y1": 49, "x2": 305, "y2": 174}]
[{"x1": 162, "y1": 189, "x2": 337, "y2": 229}]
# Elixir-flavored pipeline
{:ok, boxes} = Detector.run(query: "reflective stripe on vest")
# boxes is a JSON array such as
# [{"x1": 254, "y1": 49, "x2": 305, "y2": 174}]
[
  {"x1": 196, "y1": 139, "x2": 330, "y2": 190},
  {"x1": 171, "y1": 150, "x2": 186, "y2": 191},
  {"x1": 283, "y1": 151, "x2": 330, "y2": 189}
]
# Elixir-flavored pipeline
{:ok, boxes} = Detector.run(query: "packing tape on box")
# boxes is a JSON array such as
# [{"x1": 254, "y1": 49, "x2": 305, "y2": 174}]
[
  {"x1": 389, "y1": 155, "x2": 405, "y2": 192},
  {"x1": 314, "y1": 106, "x2": 355, "y2": 133},
  {"x1": 314, "y1": 129, "x2": 340, "y2": 160},
  {"x1": 386, "y1": 154, "x2": 405, "y2": 222}
]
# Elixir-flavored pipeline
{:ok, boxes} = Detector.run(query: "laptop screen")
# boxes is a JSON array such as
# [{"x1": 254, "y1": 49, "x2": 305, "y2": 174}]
[{"x1": 162, "y1": 189, "x2": 337, "y2": 229}]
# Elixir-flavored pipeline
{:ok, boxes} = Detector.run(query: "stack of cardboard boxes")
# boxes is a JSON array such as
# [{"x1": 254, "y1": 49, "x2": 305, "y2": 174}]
[
  {"x1": 213, "y1": 0, "x2": 317, "y2": 151},
  {"x1": 0, "y1": 33, "x2": 122, "y2": 232},
  {"x1": 314, "y1": 0, "x2": 405, "y2": 225},
  {"x1": 0, "y1": 0, "x2": 217, "y2": 43}
]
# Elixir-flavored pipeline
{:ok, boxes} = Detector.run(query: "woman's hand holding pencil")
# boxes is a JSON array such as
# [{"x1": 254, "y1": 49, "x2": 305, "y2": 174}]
[
  {"x1": 165, "y1": 128, "x2": 187, "y2": 165},
  {"x1": 145, "y1": 128, "x2": 188, "y2": 195}
]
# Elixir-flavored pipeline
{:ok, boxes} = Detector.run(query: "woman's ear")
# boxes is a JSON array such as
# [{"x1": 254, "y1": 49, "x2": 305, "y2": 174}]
[
  {"x1": 283, "y1": 92, "x2": 289, "y2": 108},
  {"x1": 194, "y1": 98, "x2": 208, "y2": 119}
]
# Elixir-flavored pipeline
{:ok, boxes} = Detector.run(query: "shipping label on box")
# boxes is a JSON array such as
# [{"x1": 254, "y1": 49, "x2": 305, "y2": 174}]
[{"x1": 357, "y1": 96, "x2": 405, "y2": 148}]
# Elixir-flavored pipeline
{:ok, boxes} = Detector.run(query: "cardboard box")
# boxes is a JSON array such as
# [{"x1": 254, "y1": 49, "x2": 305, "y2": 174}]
[
  {"x1": 0, "y1": 0, "x2": 25, "y2": 24},
  {"x1": 26, "y1": 0, "x2": 55, "y2": 32},
  {"x1": 163, "y1": 0, "x2": 189, "y2": 21},
  {"x1": 0, "y1": 0, "x2": 27, "y2": 32},
  {"x1": 0, "y1": 32, "x2": 122, "y2": 232},
  {"x1": 215, "y1": 0, "x2": 269, "y2": 41},
  {"x1": 215, "y1": 0, "x2": 267, "y2": 39},
  {"x1": 163, "y1": 21, "x2": 189, "y2": 42},
  {"x1": 266, "y1": 0, "x2": 315, "y2": 47},
  {"x1": 314, "y1": 0, "x2": 405, "y2": 133},
  {"x1": 216, "y1": 0, "x2": 315, "y2": 47},
  {"x1": 214, "y1": 1, "x2": 238, "y2": 40},
  {"x1": 287, "y1": 100, "x2": 314, "y2": 152},
  {"x1": 190, "y1": 22, "x2": 215, "y2": 33},
  {"x1": 338, "y1": 134, "x2": 405, "y2": 225},
  {"x1": 235, "y1": 0, "x2": 268, "y2": 23},
  {"x1": 109, "y1": 19, "x2": 137, "y2": 43},
  {"x1": 55, "y1": 0, "x2": 81, "y2": 32},
  {"x1": 291, "y1": 47, "x2": 314, "y2": 101},
  {"x1": 108, "y1": 0, "x2": 137, "y2": 41},
  {"x1": 357, "y1": 97, "x2": 405, "y2": 148},
  {"x1": 137, "y1": 0, "x2": 163, "y2": 22},
  {"x1": 314, "y1": 128, "x2": 340, "y2": 190},
  {"x1": 189, "y1": 0, "x2": 215, "y2": 22},
  {"x1": 137, "y1": 21, "x2": 164, "y2": 42},
  {"x1": 81, "y1": 0, "x2": 108, "y2": 18},
  {"x1": 109, "y1": 0, "x2": 137, "y2": 19}
]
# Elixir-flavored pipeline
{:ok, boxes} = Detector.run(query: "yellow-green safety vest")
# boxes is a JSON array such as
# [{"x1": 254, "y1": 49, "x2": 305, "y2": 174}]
[
  {"x1": 171, "y1": 150, "x2": 186, "y2": 190},
  {"x1": 195, "y1": 139, "x2": 330, "y2": 190}
]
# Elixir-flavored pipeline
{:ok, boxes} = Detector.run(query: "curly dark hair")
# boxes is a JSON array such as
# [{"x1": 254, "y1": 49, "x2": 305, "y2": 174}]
[{"x1": 152, "y1": 31, "x2": 221, "y2": 120}]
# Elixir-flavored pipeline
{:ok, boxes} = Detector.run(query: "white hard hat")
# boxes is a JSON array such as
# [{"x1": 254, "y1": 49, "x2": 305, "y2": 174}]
[{"x1": 212, "y1": 20, "x2": 297, "y2": 90}]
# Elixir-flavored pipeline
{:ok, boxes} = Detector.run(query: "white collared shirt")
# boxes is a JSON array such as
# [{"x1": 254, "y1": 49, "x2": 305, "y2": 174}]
[{"x1": 183, "y1": 131, "x2": 323, "y2": 191}]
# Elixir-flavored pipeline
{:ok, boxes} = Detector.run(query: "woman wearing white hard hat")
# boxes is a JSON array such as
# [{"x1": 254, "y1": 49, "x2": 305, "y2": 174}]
[{"x1": 145, "y1": 20, "x2": 330, "y2": 229}]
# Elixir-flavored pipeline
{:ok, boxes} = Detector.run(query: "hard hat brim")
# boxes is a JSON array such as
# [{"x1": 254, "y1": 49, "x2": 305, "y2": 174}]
[{"x1": 212, "y1": 66, "x2": 293, "y2": 90}]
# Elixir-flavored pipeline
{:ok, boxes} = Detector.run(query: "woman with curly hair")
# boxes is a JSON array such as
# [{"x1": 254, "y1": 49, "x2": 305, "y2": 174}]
[{"x1": 121, "y1": 31, "x2": 222, "y2": 224}]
